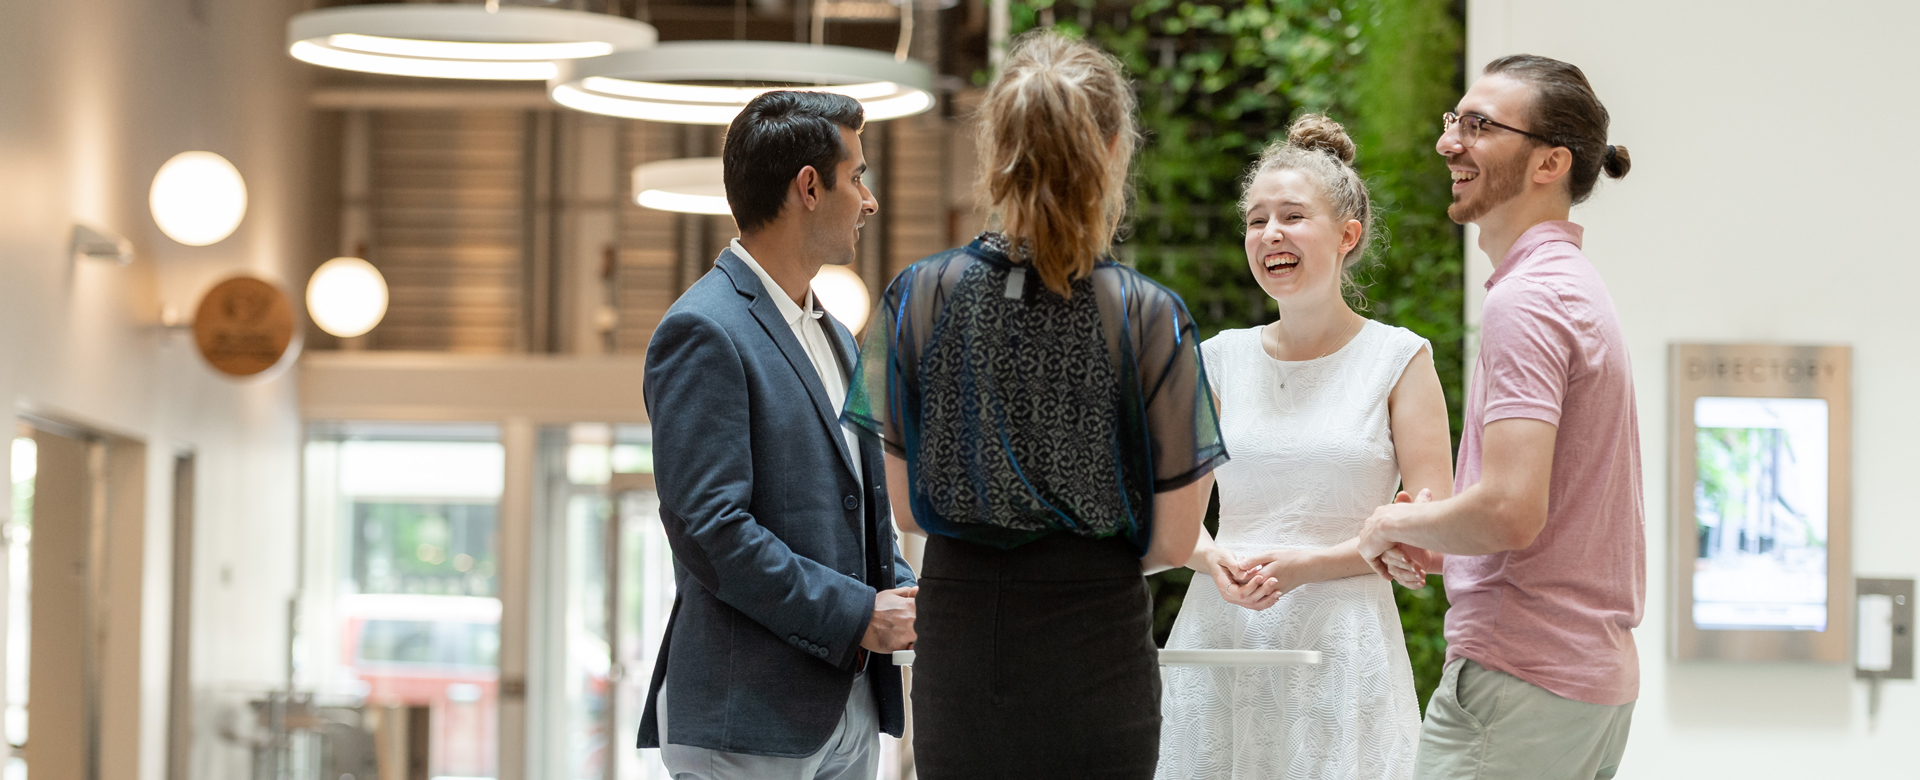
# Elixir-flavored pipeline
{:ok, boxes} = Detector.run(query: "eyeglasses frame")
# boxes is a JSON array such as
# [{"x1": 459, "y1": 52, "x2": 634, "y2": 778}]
[{"x1": 1441, "y1": 111, "x2": 1555, "y2": 149}]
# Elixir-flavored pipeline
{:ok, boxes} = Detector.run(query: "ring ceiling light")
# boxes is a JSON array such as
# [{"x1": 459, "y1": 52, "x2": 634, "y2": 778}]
[
  {"x1": 633, "y1": 158, "x2": 729, "y2": 215},
  {"x1": 552, "y1": 41, "x2": 935, "y2": 125},
  {"x1": 288, "y1": 4, "x2": 657, "y2": 81}
]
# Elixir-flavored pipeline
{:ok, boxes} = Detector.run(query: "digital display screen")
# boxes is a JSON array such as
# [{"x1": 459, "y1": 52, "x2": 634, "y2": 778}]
[{"x1": 1692, "y1": 396, "x2": 1830, "y2": 631}]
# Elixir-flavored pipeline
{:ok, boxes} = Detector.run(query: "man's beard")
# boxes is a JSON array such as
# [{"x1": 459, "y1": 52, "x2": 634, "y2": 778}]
[{"x1": 1447, "y1": 149, "x2": 1527, "y2": 225}]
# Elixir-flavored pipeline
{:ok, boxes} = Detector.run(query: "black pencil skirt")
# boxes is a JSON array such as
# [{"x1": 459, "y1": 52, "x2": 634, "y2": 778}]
[{"x1": 911, "y1": 533, "x2": 1161, "y2": 780}]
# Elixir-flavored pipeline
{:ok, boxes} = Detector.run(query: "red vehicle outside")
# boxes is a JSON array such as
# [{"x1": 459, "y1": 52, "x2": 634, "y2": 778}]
[{"x1": 341, "y1": 593, "x2": 501, "y2": 778}]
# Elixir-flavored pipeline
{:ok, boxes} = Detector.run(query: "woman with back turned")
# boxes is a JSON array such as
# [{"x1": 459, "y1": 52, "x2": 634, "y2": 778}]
[{"x1": 841, "y1": 30, "x2": 1227, "y2": 780}]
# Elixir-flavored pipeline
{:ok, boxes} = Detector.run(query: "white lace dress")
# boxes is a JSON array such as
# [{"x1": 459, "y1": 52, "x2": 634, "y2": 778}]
[{"x1": 1157, "y1": 321, "x2": 1425, "y2": 780}]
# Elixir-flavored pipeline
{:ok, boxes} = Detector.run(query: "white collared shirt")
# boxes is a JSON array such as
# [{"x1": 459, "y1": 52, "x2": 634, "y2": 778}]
[{"x1": 731, "y1": 238, "x2": 864, "y2": 487}]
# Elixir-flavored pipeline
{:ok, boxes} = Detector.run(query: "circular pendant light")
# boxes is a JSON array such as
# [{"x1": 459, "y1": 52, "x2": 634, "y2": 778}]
[
  {"x1": 633, "y1": 158, "x2": 729, "y2": 215},
  {"x1": 150, "y1": 151, "x2": 248, "y2": 246},
  {"x1": 551, "y1": 41, "x2": 934, "y2": 124},
  {"x1": 307, "y1": 257, "x2": 390, "y2": 338},
  {"x1": 288, "y1": 4, "x2": 657, "y2": 81},
  {"x1": 812, "y1": 265, "x2": 872, "y2": 332}
]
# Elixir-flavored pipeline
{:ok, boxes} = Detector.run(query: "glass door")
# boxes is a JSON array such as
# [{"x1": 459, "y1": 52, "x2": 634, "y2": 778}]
[
  {"x1": 533, "y1": 425, "x2": 672, "y2": 780},
  {"x1": 302, "y1": 424, "x2": 506, "y2": 780},
  {"x1": 6, "y1": 429, "x2": 32, "y2": 780}
]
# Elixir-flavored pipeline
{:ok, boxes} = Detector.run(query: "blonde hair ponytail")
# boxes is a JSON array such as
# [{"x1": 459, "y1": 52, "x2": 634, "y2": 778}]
[{"x1": 978, "y1": 31, "x2": 1138, "y2": 297}]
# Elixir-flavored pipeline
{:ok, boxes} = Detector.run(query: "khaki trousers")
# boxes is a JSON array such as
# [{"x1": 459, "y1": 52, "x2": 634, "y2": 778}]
[{"x1": 1415, "y1": 659, "x2": 1634, "y2": 780}]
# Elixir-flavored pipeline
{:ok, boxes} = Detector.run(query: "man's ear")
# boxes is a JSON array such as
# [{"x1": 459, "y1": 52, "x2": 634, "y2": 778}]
[
  {"x1": 794, "y1": 165, "x2": 823, "y2": 213},
  {"x1": 1532, "y1": 146, "x2": 1574, "y2": 187}
]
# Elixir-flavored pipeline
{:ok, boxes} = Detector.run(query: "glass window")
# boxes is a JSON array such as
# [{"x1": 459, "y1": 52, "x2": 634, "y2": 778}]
[{"x1": 304, "y1": 427, "x2": 504, "y2": 780}]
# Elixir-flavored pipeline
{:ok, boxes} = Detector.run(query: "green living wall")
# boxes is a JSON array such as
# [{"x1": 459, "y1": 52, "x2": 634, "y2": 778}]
[{"x1": 1006, "y1": 0, "x2": 1463, "y2": 710}]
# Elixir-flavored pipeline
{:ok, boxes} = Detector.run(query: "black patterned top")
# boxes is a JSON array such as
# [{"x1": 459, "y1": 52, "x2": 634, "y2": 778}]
[{"x1": 842, "y1": 233, "x2": 1228, "y2": 554}]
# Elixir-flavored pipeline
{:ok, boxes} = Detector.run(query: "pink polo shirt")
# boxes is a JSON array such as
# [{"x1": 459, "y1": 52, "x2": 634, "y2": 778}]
[{"x1": 1444, "y1": 221, "x2": 1646, "y2": 707}]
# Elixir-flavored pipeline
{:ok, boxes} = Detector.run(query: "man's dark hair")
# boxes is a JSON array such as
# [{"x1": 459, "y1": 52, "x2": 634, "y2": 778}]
[
  {"x1": 723, "y1": 91, "x2": 866, "y2": 233},
  {"x1": 1484, "y1": 54, "x2": 1631, "y2": 204}
]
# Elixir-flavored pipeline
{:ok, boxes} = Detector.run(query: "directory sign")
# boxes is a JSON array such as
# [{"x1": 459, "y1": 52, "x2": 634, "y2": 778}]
[{"x1": 1670, "y1": 345, "x2": 1850, "y2": 662}]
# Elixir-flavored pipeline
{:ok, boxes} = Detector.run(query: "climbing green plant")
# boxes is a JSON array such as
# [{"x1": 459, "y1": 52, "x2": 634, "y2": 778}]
[{"x1": 1010, "y1": 0, "x2": 1463, "y2": 711}]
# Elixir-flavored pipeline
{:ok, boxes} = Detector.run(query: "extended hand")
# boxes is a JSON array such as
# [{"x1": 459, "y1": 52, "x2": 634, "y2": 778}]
[
  {"x1": 1360, "y1": 489, "x2": 1429, "y2": 582},
  {"x1": 861, "y1": 586, "x2": 918, "y2": 653},
  {"x1": 1380, "y1": 546, "x2": 1430, "y2": 590}
]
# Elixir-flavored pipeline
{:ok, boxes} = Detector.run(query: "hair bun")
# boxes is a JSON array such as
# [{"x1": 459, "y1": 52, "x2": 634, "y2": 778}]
[
  {"x1": 1602, "y1": 144, "x2": 1631, "y2": 179},
  {"x1": 1287, "y1": 114, "x2": 1356, "y2": 165}
]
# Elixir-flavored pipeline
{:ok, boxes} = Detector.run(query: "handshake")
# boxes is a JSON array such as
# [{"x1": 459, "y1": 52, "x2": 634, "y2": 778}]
[{"x1": 1364, "y1": 489, "x2": 1439, "y2": 590}]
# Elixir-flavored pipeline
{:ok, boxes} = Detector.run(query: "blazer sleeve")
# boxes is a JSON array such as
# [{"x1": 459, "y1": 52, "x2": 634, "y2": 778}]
[
  {"x1": 891, "y1": 542, "x2": 917, "y2": 590},
  {"x1": 645, "y1": 310, "x2": 876, "y2": 670}
]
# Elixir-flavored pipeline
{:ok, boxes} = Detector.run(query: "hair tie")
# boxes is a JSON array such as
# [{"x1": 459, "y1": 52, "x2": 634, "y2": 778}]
[{"x1": 1606, "y1": 144, "x2": 1617, "y2": 158}]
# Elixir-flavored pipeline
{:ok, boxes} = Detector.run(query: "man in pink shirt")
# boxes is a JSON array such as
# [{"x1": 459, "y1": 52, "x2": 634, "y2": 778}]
[{"x1": 1357, "y1": 55, "x2": 1642, "y2": 780}]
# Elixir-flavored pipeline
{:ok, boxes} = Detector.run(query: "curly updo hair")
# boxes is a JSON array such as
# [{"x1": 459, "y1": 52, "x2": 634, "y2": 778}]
[{"x1": 1240, "y1": 114, "x2": 1376, "y2": 298}]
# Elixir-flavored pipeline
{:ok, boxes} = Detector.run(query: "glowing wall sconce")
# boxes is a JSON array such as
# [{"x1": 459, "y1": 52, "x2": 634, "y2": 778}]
[
  {"x1": 149, "y1": 151, "x2": 248, "y2": 246},
  {"x1": 71, "y1": 224, "x2": 132, "y2": 265},
  {"x1": 307, "y1": 256, "x2": 390, "y2": 338},
  {"x1": 812, "y1": 265, "x2": 871, "y2": 332}
]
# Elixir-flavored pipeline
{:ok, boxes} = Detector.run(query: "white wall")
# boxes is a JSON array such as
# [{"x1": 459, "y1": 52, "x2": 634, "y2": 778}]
[
  {"x1": 0, "y1": 0, "x2": 312, "y2": 778},
  {"x1": 1465, "y1": 0, "x2": 1920, "y2": 775}
]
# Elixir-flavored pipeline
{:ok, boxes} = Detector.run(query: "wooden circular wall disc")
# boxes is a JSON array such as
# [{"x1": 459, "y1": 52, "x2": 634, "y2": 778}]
[{"x1": 192, "y1": 276, "x2": 299, "y2": 378}]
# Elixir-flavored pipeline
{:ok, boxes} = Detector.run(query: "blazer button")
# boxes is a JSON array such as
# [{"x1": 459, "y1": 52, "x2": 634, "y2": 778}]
[{"x1": 843, "y1": 495, "x2": 859, "y2": 511}]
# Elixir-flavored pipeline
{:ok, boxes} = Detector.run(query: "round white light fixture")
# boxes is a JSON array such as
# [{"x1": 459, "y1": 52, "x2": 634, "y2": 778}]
[
  {"x1": 287, "y1": 4, "x2": 657, "y2": 81},
  {"x1": 812, "y1": 265, "x2": 872, "y2": 332},
  {"x1": 633, "y1": 158, "x2": 729, "y2": 215},
  {"x1": 551, "y1": 41, "x2": 935, "y2": 125},
  {"x1": 150, "y1": 151, "x2": 248, "y2": 246},
  {"x1": 307, "y1": 257, "x2": 390, "y2": 338}
]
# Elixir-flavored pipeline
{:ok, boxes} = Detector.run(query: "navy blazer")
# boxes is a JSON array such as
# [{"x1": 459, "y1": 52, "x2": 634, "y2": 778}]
[{"x1": 639, "y1": 249, "x2": 917, "y2": 758}]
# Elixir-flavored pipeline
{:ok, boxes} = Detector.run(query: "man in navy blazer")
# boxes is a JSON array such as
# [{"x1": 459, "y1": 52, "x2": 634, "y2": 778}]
[{"x1": 639, "y1": 90, "x2": 918, "y2": 779}]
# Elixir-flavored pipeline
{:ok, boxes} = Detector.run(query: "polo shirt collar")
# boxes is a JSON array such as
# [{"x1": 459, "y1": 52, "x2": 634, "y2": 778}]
[
  {"x1": 732, "y1": 238, "x2": 820, "y2": 325},
  {"x1": 1487, "y1": 220, "x2": 1584, "y2": 289}
]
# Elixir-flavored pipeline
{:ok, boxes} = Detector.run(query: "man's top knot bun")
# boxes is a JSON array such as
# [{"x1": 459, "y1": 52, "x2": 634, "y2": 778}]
[
  {"x1": 1601, "y1": 144, "x2": 1631, "y2": 179},
  {"x1": 1286, "y1": 113, "x2": 1356, "y2": 165}
]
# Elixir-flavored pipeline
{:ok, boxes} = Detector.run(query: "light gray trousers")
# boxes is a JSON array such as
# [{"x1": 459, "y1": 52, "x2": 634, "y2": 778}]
[
  {"x1": 656, "y1": 674, "x2": 879, "y2": 780},
  {"x1": 1415, "y1": 659, "x2": 1634, "y2": 780}
]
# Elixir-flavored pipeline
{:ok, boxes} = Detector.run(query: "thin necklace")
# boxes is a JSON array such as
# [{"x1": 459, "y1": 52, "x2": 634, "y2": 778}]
[{"x1": 1264, "y1": 315, "x2": 1363, "y2": 390}]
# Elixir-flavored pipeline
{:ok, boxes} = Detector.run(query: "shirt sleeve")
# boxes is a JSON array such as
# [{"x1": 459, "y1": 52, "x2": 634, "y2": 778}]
[
  {"x1": 1133, "y1": 281, "x2": 1230, "y2": 491},
  {"x1": 842, "y1": 272, "x2": 905, "y2": 454},
  {"x1": 1478, "y1": 280, "x2": 1577, "y2": 427}
]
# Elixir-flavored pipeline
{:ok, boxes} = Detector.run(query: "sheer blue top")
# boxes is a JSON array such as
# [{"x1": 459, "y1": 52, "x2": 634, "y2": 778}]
[{"x1": 842, "y1": 234, "x2": 1228, "y2": 555}]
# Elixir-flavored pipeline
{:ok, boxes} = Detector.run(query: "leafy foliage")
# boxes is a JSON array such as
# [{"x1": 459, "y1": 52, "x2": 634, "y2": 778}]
[{"x1": 1010, "y1": 0, "x2": 1463, "y2": 711}]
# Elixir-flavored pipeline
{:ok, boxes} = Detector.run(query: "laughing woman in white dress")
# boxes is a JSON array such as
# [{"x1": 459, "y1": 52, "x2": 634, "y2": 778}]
[{"x1": 1155, "y1": 115, "x2": 1456, "y2": 780}]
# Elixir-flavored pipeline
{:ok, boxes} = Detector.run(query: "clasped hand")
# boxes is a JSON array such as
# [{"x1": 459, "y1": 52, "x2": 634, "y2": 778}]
[
  {"x1": 861, "y1": 586, "x2": 918, "y2": 653},
  {"x1": 1201, "y1": 547, "x2": 1311, "y2": 611}
]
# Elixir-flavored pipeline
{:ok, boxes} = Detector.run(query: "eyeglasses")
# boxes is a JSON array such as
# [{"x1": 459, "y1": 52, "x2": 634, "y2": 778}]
[{"x1": 1441, "y1": 111, "x2": 1553, "y2": 149}]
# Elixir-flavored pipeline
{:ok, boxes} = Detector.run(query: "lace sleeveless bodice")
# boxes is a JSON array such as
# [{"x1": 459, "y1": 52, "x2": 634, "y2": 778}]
[
  {"x1": 1209, "y1": 323, "x2": 1415, "y2": 552},
  {"x1": 1158, "y1": 321, "x2": 1427, "y2": 780}
]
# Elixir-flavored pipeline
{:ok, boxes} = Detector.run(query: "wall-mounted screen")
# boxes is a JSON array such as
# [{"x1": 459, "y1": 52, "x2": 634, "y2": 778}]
[
  {"x1": 1670, "y1": 344, "x2": 1850, "y2": 662},
  {"x1": 1691, "y1": 396, "x2": 1829, "y2": 631}
]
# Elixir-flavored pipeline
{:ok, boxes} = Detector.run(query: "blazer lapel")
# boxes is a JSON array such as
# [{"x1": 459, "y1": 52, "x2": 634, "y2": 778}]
[{"x1": 719, "y1": 251, "x2": 861, "y2": 482}]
